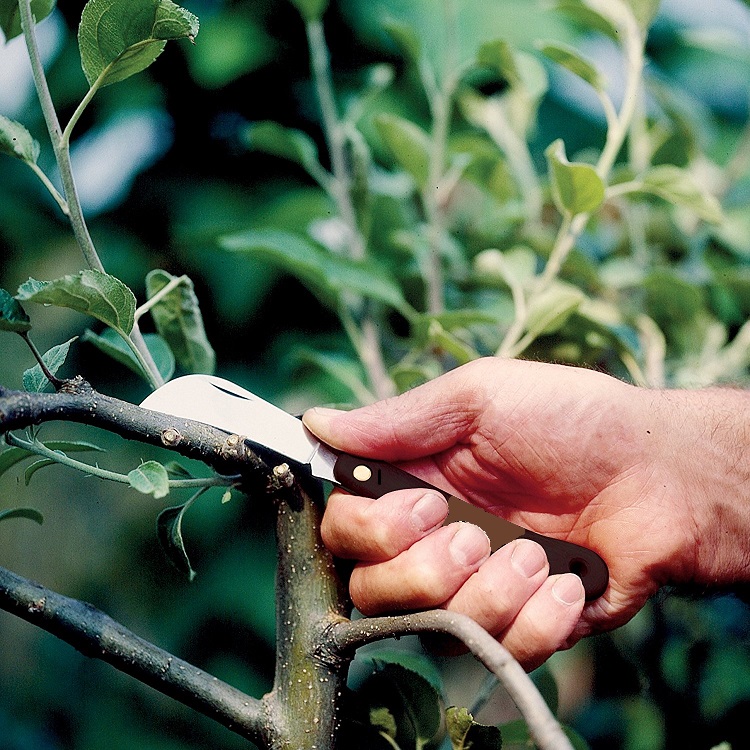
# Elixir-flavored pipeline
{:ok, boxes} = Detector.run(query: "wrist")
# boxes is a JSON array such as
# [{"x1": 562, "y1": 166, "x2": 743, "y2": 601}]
[{"x1": 654, "y1": 387, "x2": 750, "y2": 587}]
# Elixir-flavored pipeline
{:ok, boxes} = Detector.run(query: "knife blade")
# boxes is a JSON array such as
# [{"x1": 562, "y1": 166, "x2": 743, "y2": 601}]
[{"x1": 140, "y1": 375, "x2": 608, "y2": 600}]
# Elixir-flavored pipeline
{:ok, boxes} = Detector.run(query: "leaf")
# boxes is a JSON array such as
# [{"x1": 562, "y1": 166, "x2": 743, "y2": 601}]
[
  {"x1": 83, "y1": 327, "x2": 175, "y2": 382},
  {"x1": 0, "y1": 440, "x2": 104, "y2": 479},
  {"x1": 531, "y1": 663, "x2": 559, "y2": 717},
  {"x1": 243, "y1": 121, "x2": 323, "y2": 179},
  {"x1": 128, "y1": 460, "x2": 170, "y2": 499},
  {"x1": 553, "y1": 0, "x2": 619, "y2": 40},
  {"x1": 78, "y1": 0, "x2": 199, "y2": 88},
  {"x1": 157, "y1": 495, "x2": 199, "y2": 580},
  {"x1": 145, "y1": 270, "x2": 216, "y2": 375},
  {"x1": 525, "y1": 282, "x2": 585, "y2": 338},
  {"x1": 0, "y1": 115, "x2": 40, "y2": 164},
  {"x1": 22, "y1": 337, "x2": 76, "y2": 392},
  {"x1": 477, "y1": 39, "x2": 522, "y2": 87},
  {"x1": 368, "y1": 650, "x2": 445, "y2": 695},
  {"x1": 373, "y1": 113, "x2": 431, "y2": 190},
  {"x1": 0, "y1": 0, "x2": 55, "y2": 42},
  {"x1": 287, "y1": 0, "x2": 328, "y2": 21},
  {"x1": 383, "y1": 17, "x2": 421, "y2": 63},
  {"x1": 369, "y1": 706, "x2": 397, "y2": 739},
  {"x1": 0, "y1": 508, "x2": 44, "y2": 525},
  {"x1": 359, "y1": 661, "x2": 443, "y2": 748},
  {"x1": 446, "y1": 707, "x2": 503, "y2": 750},
  {"x1": 537, "y1": 41, "x2": 604, "y2": 90},
  {"x1": 623, "y1": 0, "x2": 660, "y2": 30},
  {"x1": 545, "y1": 139, "x2": 605, "y2": 215},
  {"x1": 220, "y1": 229, "x2": 411, "y2": 315},
  {"x1": 0, "y1": 288, "x2": 31, "y2": 333},
  {"x1": 163, "y1": 461, "x2": 193, "y2": 478},
  {"x1": 427, "y1": 320, "x2": 479, "y2": 365},
  {"x1": 17, "y1": 271, "x2": 136, "y2": 336},
  {"x1": 638, "y1": 165, "x2": 723, "y2": 224},
  {"x1": 24, "y1": 457, "x2": 59, "y2": 485}
]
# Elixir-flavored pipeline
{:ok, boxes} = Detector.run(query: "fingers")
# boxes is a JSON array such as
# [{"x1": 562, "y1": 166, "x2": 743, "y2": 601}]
[
  {"x1": 321, "y1": 488, "x2": 449, "y2": 561},
  {"x1": 350, "y1": 524, "x2": 492, "y2": 614},
  {"x1": 302, "y1": 359, "x2": 492, "y2": 460}
]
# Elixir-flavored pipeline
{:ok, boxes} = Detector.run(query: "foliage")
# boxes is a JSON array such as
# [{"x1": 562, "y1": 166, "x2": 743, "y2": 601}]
[{"x1": 1, "y1": 0, "x2": 750, "y2": 747}]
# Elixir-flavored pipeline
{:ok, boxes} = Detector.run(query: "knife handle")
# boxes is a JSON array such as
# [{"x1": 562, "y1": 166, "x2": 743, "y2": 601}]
[{"x1": 332, "y1": 453, "x2": 608, "y2": 600}]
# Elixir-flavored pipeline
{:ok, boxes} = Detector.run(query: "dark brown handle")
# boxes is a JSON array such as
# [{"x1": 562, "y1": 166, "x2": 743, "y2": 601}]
[{"x1": 332, "y1": 453, "x2": 608, "y2": 600}]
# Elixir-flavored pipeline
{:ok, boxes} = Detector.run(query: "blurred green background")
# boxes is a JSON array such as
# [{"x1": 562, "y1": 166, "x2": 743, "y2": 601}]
[{"x1": 2, "y1": 1, "x2": 750, "y2": 748}]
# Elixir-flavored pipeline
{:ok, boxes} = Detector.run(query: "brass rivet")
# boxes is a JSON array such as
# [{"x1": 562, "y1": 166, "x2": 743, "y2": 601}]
[{"x1": 352, "y1": 464, "x2": 372, "y2": 482}]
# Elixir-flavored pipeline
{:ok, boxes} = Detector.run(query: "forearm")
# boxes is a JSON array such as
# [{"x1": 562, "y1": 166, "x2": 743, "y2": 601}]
[{"x1": 655, "y1": 387, "x2": 750, "y2": 586}]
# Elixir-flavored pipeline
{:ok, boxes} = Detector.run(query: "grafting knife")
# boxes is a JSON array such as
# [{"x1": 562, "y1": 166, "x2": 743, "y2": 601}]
[{"x1": 140, "y1": 375, "x2": 609, "y2": 600}]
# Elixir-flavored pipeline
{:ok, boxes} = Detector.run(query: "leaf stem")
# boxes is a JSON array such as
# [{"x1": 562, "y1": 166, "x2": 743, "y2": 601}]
[
  {"x1": 305, "y1": 18, "x2": 395, "y2": 399},
  {"x1": 5, "y1": 432, "x2": 237, "y2": 490},
  {"x1": 134, "y1": 274, "x2": 188, "y2": 322},
  {"x1": 19, "y1": 331, "x2": 64, "y2": 389},
  {"x1": 18, "y1": 0, "x2": 105, "y2": 275},
  {"x1": 27, "y1": 162, "x2": 69, "y2": 214},
  {"x1": 124, "y1": 325, "x2": 164, "y2": 390}
]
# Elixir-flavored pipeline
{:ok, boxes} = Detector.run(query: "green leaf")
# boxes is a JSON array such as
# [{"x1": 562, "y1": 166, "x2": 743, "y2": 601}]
[
  {"x1": 373, "y1": 113, "x2": 432, "y2": 190},
  {"x1": 22, "y1": 337, "x2": 76, "y2": 392},
  {"x1": 383, "y1": 17, "x2": 421, "y2": 63},
  {"x1": 531, "y1": 663, "x2": 559, "y2": 717},
  {"x1": 220, "y1": 229, "x2": 411, "y2": 315},
  {"x1": 0, "y1": 288, "x2": 31, "y2": 333},
  {"x1": 359, "y1": 661, "x2": 443, "y2": 748},
  {"x1": 638, "y1": 165, "x2": 723, "y2": 224},
  {"x1": 545, "y1": 139, "x2": 605, "y2": 215},
  {"x1": 145, "y1": 271, "x2": 216, "y2": 375},
  {"x1": 0, "y1": 508, "x2": 44, "y2": 525},
  {"x1": 157, "y1": 495, "x2": 199, "y2": 580},
  {"x1": 163, "y1": 461, "x2": 193, "y2": 478},
  {"x1": 0, "y1": 440, "x2": 104, "y2": 479},
  {"x1": 368, "y1": 650, "x2": 445, "y2": 695},
  {"x1": 427, "y1": 320, "x2": 480, "y2": 365},
  {"x1": 287, "y1": 0, "x2": 328, "y2": 21},
  {"x1": 525, "y1": 282, "x2": 585, "y2": 338},
  {"x1": 17, "y1": 270, "x2": 136, "y2": 336},
  {"x1": 83, "y1": 327, "x2": 175, "y2": 383},
  {"x1": 446, "y1": 706, "x2": 503, "y2": 750},
  {"x1": 477, "y1": 39, "x2": 522, "y2": 87},
  {"x1": 553, "y1": 0, "x2": 619, "y2": 40},
  {"x1": 128, "y1": 460, "x2": 170, "y2": 499},
  {"x1": 0, "y1": 115, "x2": 40, "y2": 164},
  {"x1": 0, "y1": 0, "x2": 55, "y2": 41},
  {"x1": 243, "y1": 121, "x2": 323, "y2": 179},
  {"x1": 369, "y1": 706, "x2": 397, "y2": 739},
  {"x1": 623, "y1": 0, "x2": 660, "y2": 30},
  {"x1": 24, "y1": 456, "x2": 59, "y2": 485},
  {"x1": 78, "y1": 0, "x2": 199, "y2": 88},
  {"x1": 537, "y1": 41, "x2": 604, "y2": 90}
]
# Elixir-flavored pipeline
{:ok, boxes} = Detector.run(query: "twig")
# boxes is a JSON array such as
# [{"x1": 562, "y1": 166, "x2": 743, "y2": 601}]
[
  {"x1": 328, "y1": 610, "x2": 574, "y2": 750},
  {"x1": 19, "y1": 332, "x2": 64, "y2": 389},
  {"x1": 18, "y1": 0, "x2": 104, "y2": 275},
  {"x1": 0, "y1": 565, "x2": 266, "y2": 744}
]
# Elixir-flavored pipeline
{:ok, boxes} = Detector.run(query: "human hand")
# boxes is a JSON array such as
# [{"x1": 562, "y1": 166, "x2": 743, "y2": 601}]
[{"x1": 303, "y1": 358, "x2": 750, "y2": 669}]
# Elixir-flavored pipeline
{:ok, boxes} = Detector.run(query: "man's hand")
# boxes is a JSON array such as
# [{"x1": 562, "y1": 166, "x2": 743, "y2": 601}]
[{"x1": 303, "y1": 358, "x2": 750, "y2": 669}]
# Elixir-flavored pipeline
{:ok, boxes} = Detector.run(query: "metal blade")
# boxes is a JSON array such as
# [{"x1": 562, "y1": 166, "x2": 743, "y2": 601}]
[{"x1": 139, "y1": 375, "x2": 337, "y2": 481}]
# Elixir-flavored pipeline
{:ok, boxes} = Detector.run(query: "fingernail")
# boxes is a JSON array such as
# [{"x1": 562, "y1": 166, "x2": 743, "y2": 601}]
[
  {"x1": 552, "y1": 574, "x2": 585, "y2": 606},
  {"x1": 449, "y1": 524, "x2": 490, "y2": 567},
  {"x1": 510, "y1": 540, "x2": 547, "y2": 578},
  {"x1": 302, "y1": 407, "x2": 343, "y2": 435},
  {"x1": 411, "y1": 492, "x2": 448, "y2": 532}
]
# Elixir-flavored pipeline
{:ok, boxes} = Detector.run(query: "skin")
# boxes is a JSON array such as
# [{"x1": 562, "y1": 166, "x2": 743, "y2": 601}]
[{"x1": 303, "y1": 358, "x2": 750, "y2": 670}]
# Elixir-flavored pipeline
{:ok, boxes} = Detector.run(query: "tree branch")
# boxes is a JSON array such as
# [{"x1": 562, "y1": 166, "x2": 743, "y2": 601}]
[
  {"x1": 0, "y1": 565, "x2": 267, "y2": 744},
  {"x1": 326, "y1": 610, "x2": 575, "y2": 750},
  {"x1": 0, "y1": 378, "x2": 269, "y2": 485}
]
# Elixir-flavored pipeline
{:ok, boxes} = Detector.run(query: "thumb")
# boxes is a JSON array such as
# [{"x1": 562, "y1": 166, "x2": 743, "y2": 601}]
[{"x1": 302, "y1": 362, "x2": 487, "y2": 461}]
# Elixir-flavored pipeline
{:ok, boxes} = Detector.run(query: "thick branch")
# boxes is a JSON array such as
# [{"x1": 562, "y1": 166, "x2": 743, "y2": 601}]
[
  {"x1": 0, "y1": 565, "x2": 266, "y2": 744},
  {"x1": 327, "y1": 610, "x2": 574, "y2": 750},
  {"x1": 0, "y1": 378, "x2": 269, "y2": 485}
]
